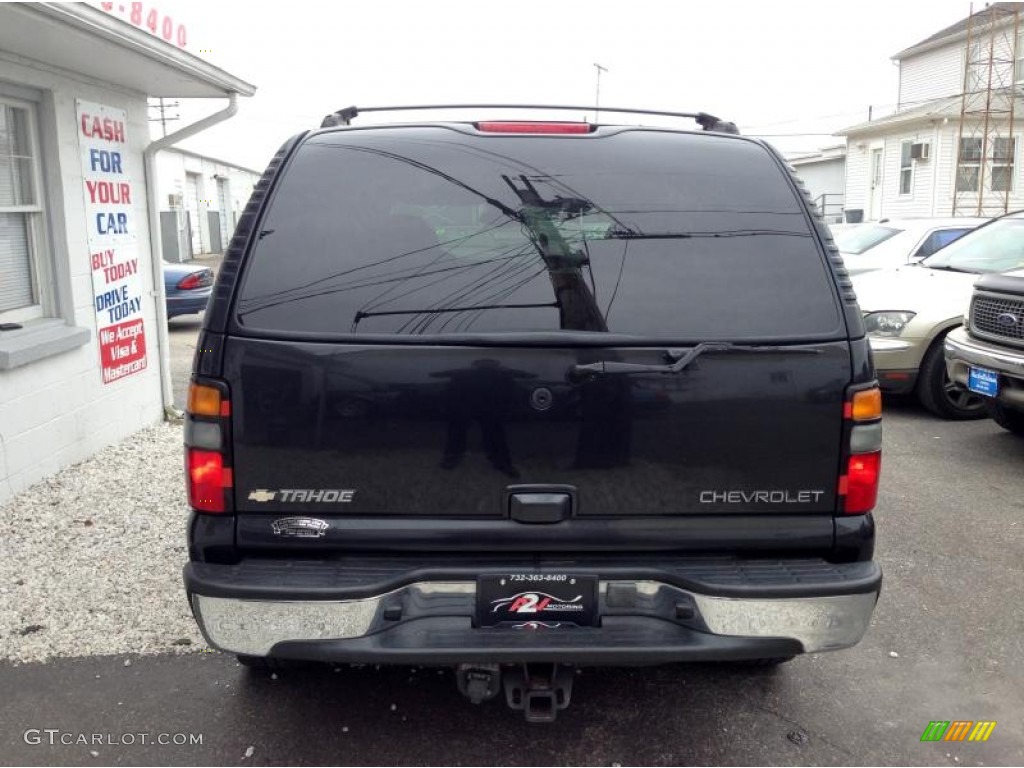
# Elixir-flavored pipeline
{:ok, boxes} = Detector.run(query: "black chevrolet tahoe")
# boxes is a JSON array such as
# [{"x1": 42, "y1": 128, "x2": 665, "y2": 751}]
[{"x1": 182, "y1": 106, "x2": 883, "y2": 721}]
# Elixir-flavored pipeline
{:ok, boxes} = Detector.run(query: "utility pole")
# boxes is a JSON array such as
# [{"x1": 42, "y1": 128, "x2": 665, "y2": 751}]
[
  {"x1": 148, "y1": 97, "x2": 180, "y2": 137},
  {"x1": 593, "y1": 63, "x2": 608, "y2": 122}
]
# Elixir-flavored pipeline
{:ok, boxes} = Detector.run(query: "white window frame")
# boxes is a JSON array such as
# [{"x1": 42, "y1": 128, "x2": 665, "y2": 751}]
[
  {"x1": 898, "y1": 139, "x2": 914, "y2": 196},
  {"x1": 0, "y1": 95, "x2": 51, "y2": 325},
  {"x1": 990, "y1": 135, "x2": 1017, "y2": 193},
  {"x1": 956, "y1": 135, "x2": 1017, "y2": 194},
  {"x1": 956, "y1": 136, "x2": 983, "y2": 193}
]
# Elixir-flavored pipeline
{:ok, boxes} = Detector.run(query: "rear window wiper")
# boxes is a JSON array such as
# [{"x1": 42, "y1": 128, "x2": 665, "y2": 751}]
[{"x1": 569, "y1": 342, "x2": 822, "y2": 380}]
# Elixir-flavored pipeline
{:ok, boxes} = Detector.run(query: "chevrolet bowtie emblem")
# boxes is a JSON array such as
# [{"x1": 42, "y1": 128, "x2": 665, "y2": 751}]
[{"x1": 248, "y1": 489, "x2": 277, "y2": 502}]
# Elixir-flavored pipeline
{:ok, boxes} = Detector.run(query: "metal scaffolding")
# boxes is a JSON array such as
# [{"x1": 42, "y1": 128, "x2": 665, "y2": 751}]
[{"x1": 953, "y1": 3, "x2": 1021, "y2": 216}]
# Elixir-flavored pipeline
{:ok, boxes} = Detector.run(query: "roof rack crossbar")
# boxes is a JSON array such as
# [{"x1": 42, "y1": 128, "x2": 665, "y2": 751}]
[{"x1": 319, "y1": 104, "x2": 739, "y2": 134}]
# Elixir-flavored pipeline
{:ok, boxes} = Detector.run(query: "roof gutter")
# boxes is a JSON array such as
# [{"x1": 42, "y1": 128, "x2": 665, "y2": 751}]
[
  {"x1": 891, "y1": 34, "x2": 966, "y2": 62},
  {"x1": 834, "y1": 100, "x2": 960, "y2": 137},
  {"x1": 144, "y1": 93, "x2": 239, "y2": 418}
]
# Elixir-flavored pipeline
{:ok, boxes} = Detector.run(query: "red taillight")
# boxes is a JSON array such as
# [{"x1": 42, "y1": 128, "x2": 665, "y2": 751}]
[
  {"x1": 476, "y1": 121, "x2": 591, "y2": 134},
  {"x1": 841, "y1": 451, "x2": 881, "y2": 514},
  {"x1": 840, "y1": 385, "x2": 882, "y2": 515},
  {"x1": 187, "y1": 449, "x2": 232, "y2": 513},
  {"x1": 186, "y1": 378, "x2": 232, "y2": 513},
  {"x1": 177, "y1": 273, "x2": 201, "y2": 290}
]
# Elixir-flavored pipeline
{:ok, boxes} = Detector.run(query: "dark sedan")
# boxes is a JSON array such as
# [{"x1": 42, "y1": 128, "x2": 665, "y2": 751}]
[{"x1": 164, "y1": 261, "x2": 213, "y2": 320}]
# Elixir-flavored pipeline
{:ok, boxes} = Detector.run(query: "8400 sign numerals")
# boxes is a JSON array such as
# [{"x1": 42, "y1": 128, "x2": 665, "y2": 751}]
[{"x1": 100, "y1": 2, "x2": 187, "y2": 48}]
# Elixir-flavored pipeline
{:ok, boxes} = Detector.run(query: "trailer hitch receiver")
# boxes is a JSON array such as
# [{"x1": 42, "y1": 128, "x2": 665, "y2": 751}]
[{"x1": 502, "y1": 663, "x2": 576, "y2": 723}]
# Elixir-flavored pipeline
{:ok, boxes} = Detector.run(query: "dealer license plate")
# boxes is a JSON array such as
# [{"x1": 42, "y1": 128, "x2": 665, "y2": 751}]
[
  {"x1": 968, "y1": 366, "x2": 999, "y2": 397},
  {"x1": 476, "y1": 574, "x2": 598, "y2": 627}
]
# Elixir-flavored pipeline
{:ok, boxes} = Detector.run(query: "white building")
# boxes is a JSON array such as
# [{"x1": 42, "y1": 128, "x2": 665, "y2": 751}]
[
  {"x1": 838, "y1": 2, "x2": 1024, "y2": 222},
  {"x1": 787, "y1": 145, "x2": 846, "y2": 222},
  {"x1": 155, "y1": 148, "x2": 261, "y2": 261},
  {"x1": 0, "y1": 3, "x2": 253, "y2": 503}
]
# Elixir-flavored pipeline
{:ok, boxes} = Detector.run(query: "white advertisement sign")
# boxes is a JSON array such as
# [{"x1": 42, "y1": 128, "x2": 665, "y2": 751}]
[{"x1": 76, "y1": 100, "x2": 148, "y2": 384}]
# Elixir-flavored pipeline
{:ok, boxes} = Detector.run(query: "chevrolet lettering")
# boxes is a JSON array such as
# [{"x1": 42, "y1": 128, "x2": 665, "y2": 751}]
[{"x1": 700, "y1": 490, "x2": 828, "y2": 504}]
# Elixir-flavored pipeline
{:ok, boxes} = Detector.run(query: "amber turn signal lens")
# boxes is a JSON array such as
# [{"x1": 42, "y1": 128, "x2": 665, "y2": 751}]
[
  {"x1": 851, "y1": 388, "x2": 882, "y2": 421},
  {"x1": 187, "y1": 382, "x2": 222, "y2": 417}
]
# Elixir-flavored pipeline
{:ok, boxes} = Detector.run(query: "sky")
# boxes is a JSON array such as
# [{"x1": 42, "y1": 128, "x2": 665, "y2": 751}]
[{"x1": 140, "y1": 0, "x2": 978, "y2": 170}]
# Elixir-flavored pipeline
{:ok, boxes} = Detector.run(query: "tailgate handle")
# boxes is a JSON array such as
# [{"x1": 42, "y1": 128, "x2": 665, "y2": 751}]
[{"x1": 509, "y1": 492, "x2": 572, "y2": 524}]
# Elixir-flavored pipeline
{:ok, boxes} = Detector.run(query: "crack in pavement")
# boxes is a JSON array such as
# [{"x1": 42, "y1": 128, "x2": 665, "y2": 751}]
[{"x1": 750, "y1": 702, "x2": 857, "y2": 760}]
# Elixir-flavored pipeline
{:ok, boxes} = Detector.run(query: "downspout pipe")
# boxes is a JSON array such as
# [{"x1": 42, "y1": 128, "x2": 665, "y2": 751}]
[{"x1": 144, "y1": 92, "x2": 238, "y2": 418}]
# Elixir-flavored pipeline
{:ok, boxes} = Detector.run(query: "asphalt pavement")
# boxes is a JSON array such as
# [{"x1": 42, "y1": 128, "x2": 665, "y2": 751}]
[{"x1": 2, "y1": 394, "x2": 1023, "y2": 765}]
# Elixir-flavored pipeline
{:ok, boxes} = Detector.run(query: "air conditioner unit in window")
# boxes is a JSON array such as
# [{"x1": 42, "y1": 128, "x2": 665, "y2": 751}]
[{"x1": 911, "y1": 142, "x2": 931, "y2": 161}]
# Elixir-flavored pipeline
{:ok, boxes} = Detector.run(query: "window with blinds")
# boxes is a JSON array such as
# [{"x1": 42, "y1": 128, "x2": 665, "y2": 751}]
[{"x1": 0, "y1": 99, "x2": 42, "y2": 318}]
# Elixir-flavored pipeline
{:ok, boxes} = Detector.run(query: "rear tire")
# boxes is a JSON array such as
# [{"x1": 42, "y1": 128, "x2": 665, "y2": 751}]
[
  {"x1": 989, "y1": 400, "x2": 1024, "y2": 435},
  {"x1": 916, "y1": 339, "x2": 987, "y2": 420}
]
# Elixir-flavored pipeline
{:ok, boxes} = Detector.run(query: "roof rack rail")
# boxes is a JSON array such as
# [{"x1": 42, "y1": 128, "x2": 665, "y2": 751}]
[{"x1": 319, "y1": 104, "x2": 740, "y2": 134}]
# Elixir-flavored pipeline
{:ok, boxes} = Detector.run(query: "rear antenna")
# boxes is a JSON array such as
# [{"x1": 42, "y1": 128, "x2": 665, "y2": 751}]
[{"x1": 593, "y1": 63, "x2": 608, "y2": 122}]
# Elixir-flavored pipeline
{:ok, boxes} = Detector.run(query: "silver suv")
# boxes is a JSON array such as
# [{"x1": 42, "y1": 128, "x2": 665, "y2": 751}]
[{"x1": 946, "y1": 268, "x2": 1024, "y2": 435}]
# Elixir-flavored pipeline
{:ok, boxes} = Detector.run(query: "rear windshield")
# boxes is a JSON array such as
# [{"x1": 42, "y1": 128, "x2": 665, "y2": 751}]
[
  {"x1": 833, "y1": 225, "x2": 901, "y2": 254},
  {"x1": 235, "y1": 128, "x2": 841, "y2": 340}
]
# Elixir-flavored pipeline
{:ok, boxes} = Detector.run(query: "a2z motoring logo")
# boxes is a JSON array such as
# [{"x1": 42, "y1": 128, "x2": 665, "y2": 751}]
[{"x1": 490, "y1": 592, "x2": 584, "y2": 616}]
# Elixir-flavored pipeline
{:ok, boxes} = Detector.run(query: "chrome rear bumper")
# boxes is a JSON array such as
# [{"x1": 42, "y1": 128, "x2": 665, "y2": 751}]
[{"x1": 191, "y1": 578, "x2": 880, "y2": 660}]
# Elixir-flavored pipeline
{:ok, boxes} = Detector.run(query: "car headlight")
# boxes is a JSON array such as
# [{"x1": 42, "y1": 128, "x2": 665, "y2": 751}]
[{"x1": 863, "y1": 311, "x2": 916, "y2": 337}]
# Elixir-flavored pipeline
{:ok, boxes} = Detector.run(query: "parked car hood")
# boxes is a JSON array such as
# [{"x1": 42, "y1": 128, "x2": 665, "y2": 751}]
[
  {"x1": 851, "y1": 265, "x2": 979, "y2": 319},
  {"x1": 839, "y1": 230, "x2": 918, "y2": 275},
  {"x1": 973, "y1": 268, "x2": 1024, "y2": 296}
]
